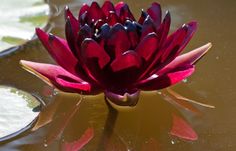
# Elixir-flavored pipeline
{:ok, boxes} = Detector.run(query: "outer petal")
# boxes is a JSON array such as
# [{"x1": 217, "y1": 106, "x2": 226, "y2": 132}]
[
  {"x1": 157, "y1": 43, "x2": 212, "y2": 75},
  {"x1": 136, "y1": 32, "x2": 159, "y2": 62},
  {"x1": 19, "y1": 60, "x2": 99, "y2": 94},
  {"x1": 156, "y1": 11, "x2": 171, "y2": 46},
  {"x1": 145, "y1": 22, "x2": 197, "y2": 77},
  {"x1": 36, "y1": 28, "x2": 78, "y2": 75},
  {"x1": 147, "y1": 2, "x2": 162, "y2": 28},
  {"x1": 65, "y1": 8, "x2": 79, "y2": 55},
  {"x1": 106, "y1": 23, "x2": 131, "y2": 58},
  {"x1": 137, "y1": 65, "x2": 195, "y2": 90},
  {"x1": 105, "y1": 90, "x2": 140, "y2": 106},
  {"x1": 160, "y1": 25, "x2": 189, "y2": 63}
]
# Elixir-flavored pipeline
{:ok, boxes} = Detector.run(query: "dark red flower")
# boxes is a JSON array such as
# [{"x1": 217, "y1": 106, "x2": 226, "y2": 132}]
[{"x1": 20, "y1": 1, "x2": 211, "y2": 106}]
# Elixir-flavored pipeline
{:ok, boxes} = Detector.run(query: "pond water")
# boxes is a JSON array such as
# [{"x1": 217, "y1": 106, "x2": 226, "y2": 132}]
[{"x1": 0, "y1": 0, "x2": 236, "y2": 150}]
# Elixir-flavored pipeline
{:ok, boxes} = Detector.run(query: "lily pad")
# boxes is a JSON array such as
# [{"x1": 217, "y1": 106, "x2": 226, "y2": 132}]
[
  {"x1": 0, "y1": 86, "x2": 41, "y2": 141},
  {"x1": 0, "y1": 0, "x2": 49, "y2": 53}
]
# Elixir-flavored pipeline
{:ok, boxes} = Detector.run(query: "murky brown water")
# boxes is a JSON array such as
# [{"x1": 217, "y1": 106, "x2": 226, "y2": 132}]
[{"x1": 0, "y1": 0, "x2": 236, "y2": 150}]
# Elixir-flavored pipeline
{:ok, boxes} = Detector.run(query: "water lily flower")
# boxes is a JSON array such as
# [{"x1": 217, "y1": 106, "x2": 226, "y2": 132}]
[{"x1": 20, "y1": 1, "x2": 211, "y2": 107}]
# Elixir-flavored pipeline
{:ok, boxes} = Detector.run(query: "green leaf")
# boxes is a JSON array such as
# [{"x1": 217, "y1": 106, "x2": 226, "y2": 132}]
[
  {"x1": 0, "y1": 86, "x2": 41, "y2": 141},
  {"x1": 0, "y1": 0, "x2": 49, "y2": 52}
]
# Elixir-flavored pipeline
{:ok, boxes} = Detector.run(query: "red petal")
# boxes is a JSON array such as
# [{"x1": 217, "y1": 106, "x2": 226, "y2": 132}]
[
  {"x1": 20, "y1": 61, "x2": 93, "y2": 93},
  {"x1": 115, "y1": 1, "x2": 125, "y2": 16},
  {"x1": 81, "y1": 38, "x2": 110, "y2": 69},
  {"x1": 119, "y1": 4, "x2": 135, "y2": 23},
  {"x1": 147, "y1": 2, "x2": 162, "y2": 28},
  {"x1": 87, "y1": 2, "x2": 105, "y2": 24},
  {"x1": 138, "y1": 10, "x2": 148, "y2": 25},
  {"x1": 147, "y1": 22, "x2": 198, "y2": 76},
  {"x1": 157, "y1": 43, "x2": 212, "y2": 75},
  {"x1": 62, "y1": 128, "x2": 94, "y2": 151},
  {"x1": 79, "y1": 3, "x2": 89, "y2": 18},
  {"x1": 106, "y1": 23, "x2": 131, "y2": 58},
  {"x1": 107, "y1": 11, "x2": 120, "y2": 26},
  {"x1": 110, "y1": 50, "x2": 142, "y2": 72},
  {"x1": 35, "y1": 28, "x2": 78, "y2": 75},
  {"x1": 161, "y1": 22, "x2": 198, "y2": 63},
  {"x1": 140, "y1": 16, "x2": 156, "y2": 40},
  {"x1": 65, "y1": 14, "x2": 79, "y2": 55},
  {"x1": 160, "y1": 25, "x2": 188, "y2": 63},
  {"x1": 137, "y1": 65, "x2": 195, "y2": 90},
  {"x1": 102, "y1": 1, "x2": 115, "y2": 16},
  {"x1": 156, "y1": 11, "x2": 171, "y2": 46},
  {"x1": 76, "y1": 24, "x2": 92, "y2": 53},
  {"x1": 170, "y1": 114, "x2": 198, "y2": 141},
  {"x1": 137, "y1": 12, "x2": 171, "y2": 79},
  {"x1": 136, "y1": 33, "x2": 159, "y2": 61},
  {"x1": 65, "y1": 6, "x2": 78, "y2": 24}
]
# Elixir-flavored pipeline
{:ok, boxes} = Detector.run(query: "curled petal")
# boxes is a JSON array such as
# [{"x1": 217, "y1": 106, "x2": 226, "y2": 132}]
[
  {"x1": 137, "y1": 65, "x2": 195, "y2": 90},
  {"x1": 147, "y1": 2, "x2": 162, "y2": 28},
  {"x1": 36, "y1": 28, "x2": 78, "y2": 75},
  {"x1": 110, "y1": 50, "x2": 142, "y2": 72},
  {"x1": 106, "y1": 23, "x2": 131, "y2": 58},
  {"x1": 105, "y1": 90, "x2": 140, "y2": 106},
  {"x1": 81, "y1": 38, "x2": 110, "y2": 69},
  {"x1": 136, "y1": 32, "x2": 159, "y2": 61},
  {"x1": 157, "y1": 43, "x2": 212, "y2": 75},
  {"x1": 102, "y1": 1, "x2": 115, "y2": 16},
  {"x1": 20, "y1": 60, "x2": 94, "y2": 94}
]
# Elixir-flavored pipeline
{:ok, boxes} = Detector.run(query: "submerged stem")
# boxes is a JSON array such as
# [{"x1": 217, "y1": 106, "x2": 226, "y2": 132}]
[{"x1": 98, "y1": 97, "x2": 119, "y2": 150}]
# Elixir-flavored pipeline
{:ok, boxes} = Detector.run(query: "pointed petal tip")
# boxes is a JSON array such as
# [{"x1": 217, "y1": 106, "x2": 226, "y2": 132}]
[
  {"x1": 20, "y1": 60, "x2": 53, "y2": 87},
  {"x1": 35, "y1": 28, "x2": 43, "y2": 34}
]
